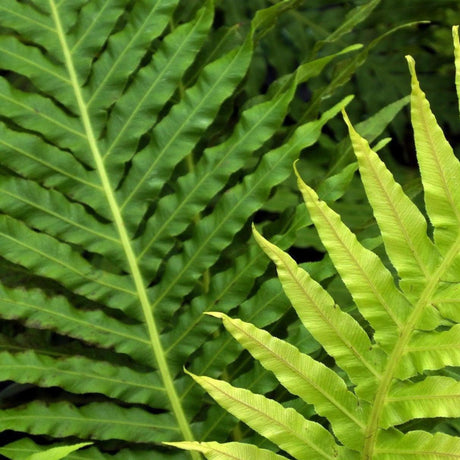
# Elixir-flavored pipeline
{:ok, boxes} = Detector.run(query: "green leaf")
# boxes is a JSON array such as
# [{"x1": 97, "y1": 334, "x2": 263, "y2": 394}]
[
  {"x1": 343, "y1": 110, "x2": 440, "y2": 298},
  {"x1": 208, "y1": 312, "x2": 368, "y2": 450},
  {"x1": 166, "y1": 441, "x2": 287, "y2": 460},
  {"x1": 0, "y1": 351, "x2": 167, "y2": 407},
  {"x1": 0, "y1": 1, "x2": 361, "y2": 457},
  {"x1": 0, "y1": 401, "x2": 179, "y2": 443},
  {"x1": 252, "y1": 225, "x2": 383, "y2": 396},
  {"x1": 296, "y1": 166, "x2": 411, "y2": 347},
  {"x1": 25, "y1": 443, "x2": 92, "y2": 460},
  {"x1": 179, "y1": 26, "x2": 460, "y2": 460},
  {"x1": 187, "y1": 371, "x2": 349, "y2": 460},
  {"x1": 102, "y1": 0, "x2": 214, "y2": 183},
  {"x1": 376, "y1": 431, "x2": 460, "y2": 459},
  {"x1": 314, "y1": 0, "x2": 381, "y2": 50},
  {"x1": 0, "y1": 284, "x2": 151, "y2": 364},
  {"x1": 407, "y1": 55, "x2": 460, "y2": 252},
  {"x1": 382, "y1": 376, "x2": 460, "y2": 427}
]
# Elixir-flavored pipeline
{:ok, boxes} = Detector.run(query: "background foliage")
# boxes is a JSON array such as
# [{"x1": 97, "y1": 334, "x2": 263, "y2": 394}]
[{"x1": 0, "y1": 0, "x2": 458, "y2": 459}]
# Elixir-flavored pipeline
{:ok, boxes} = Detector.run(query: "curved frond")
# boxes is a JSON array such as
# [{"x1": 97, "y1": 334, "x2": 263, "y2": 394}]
[
  {"x1": 208, "y1": 312, "x2": 368, "y2": 450},
  {"x1": 178, "y1": 27, "x2": 460, "y2": 460},
  {"x1": 186, "y1": 371, "x2": 357, "y2": 460}
]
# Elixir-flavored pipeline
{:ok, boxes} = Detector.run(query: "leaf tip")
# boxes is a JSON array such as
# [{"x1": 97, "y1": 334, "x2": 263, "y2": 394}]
[
  {"x1": 163, "y1": 441, "x2": 198, "y2": 451},
  {"x1": 294, "y1": 162, "x2": 317, "y2": 203},
  {"x1": 342, "y1": 108, "x2": 352, "y2": 129},
  {"x1": 405, "y1": 55, "x2": 417, "y2": 79},
  {"x1": 251, "y1": 223, "x2": 264, "y2": 244},
  {"x1": 183, "y1": 368, "x2": 205, "y2": 386},
  {"x1": 205, "y1": 311, "x2": 225, "y2": 320}
]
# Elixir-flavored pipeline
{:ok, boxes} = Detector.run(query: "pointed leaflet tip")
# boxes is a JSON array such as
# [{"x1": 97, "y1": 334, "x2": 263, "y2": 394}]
[
  {"x1": 205, "y1": 311, "x2": 225, "y2": 319},
  {"x1": 341, "y1": 108, "x2": 351, "y2": 128},
  {"x1": 342, "y1": 109, "x2": 362, "y2": 142},
  {"x1": 252, "y1": 222, "x2": 281, "y2": 261},
  {"x1": 182, "y1": 367, "x2": 194, "y2": 378},
  {"x1": 251, "y1": 223, "x2": 265, "y2": 247},
  {"x1": 294, "y1": 160, "x2": 320, "y2": 206},
  {"x1": 405, "y1": 55, "x2": 416, "y2": 80},
  {"x1": 453, "y1": 25, "x2": 459, "y2": 42},
  {"x1": 183, "y1": 368, "x2": 209, "y2": 387}
]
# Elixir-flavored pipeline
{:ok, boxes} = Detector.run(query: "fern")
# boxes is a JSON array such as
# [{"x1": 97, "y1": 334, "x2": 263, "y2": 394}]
[
  {"x1": 169, "y1": 27, "x2": 460, "y2": 459},
  {"x1": 0, "y1": 1, "x2": 369, "y2": 459}
]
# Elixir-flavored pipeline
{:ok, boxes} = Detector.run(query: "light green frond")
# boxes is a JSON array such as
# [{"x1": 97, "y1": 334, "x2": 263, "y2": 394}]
[
  {"x1": 396, "y1": 325, "x2": 460, "y2": 379},
  {"x1": 376, "y1": 431, "x2": 460, "y2": 459},
  {"x1": 343, "y1": 110, "x2": 440, "y2": 295},
  {"x1": 4, "y1": 0, "x2": 456, "y2": 458},
  {"x1": 25, "y1": 443, "x2": 92, "y2": 460},
  {"x1": 208, "y1": 312, "x2": 368, "y2": 450},
  {"x1": 252, "y1": 224, "x2": 383, "y2": 395},
  {"x1": 186, "y1": 26, "x2": 460, "y2": 460},
  {"x1": 296, "y1": 168, "x2": 411, "y2": 346},
  {"x1": 187, "y1": 371, "x2": 349, "y2": 460},
  {"x1": 166, "y1": 441, "x2": 287, "y2": 460},
  {"x1": 381, "y1": 376, "x2": 460, "y2": 428},
  {"x1": 407, "y1": 55, "x2": 460, "y2": 252}
]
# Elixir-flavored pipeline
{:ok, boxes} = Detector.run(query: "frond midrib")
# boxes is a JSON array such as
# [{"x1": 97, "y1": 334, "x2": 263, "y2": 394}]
[
  {"x1": 362, "y1": 234, "x2": 460, "y2": 458},
  {"x1": 48, "y1": 0, "x2": 197, "y2": 455}
]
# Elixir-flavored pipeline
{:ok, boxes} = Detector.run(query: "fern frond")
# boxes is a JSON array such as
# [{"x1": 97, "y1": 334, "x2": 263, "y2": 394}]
[
  {"x1": 176, "y1": 27, "x2": 460, "y2": 460},
  {"x1": 0, "y1": 400, "x2": 179, "y2": 443},
  {"x1": 0, "y1": 0, "x2": 365, "y2": 457},
  {"x1": 167, "y1": 441, "x2": 287, "y2": 460},
  {"x1": 207, "y1": 312, "x2": 367, "y2": 450},
  {"x1": 253, "y1": 225, "x2": 384, "y2": 395},
  {"x1": 185, "y1": 369, "x2": 357, "y2": 460},
  {"x1": 407, "y1": 55, "x2": 460, "y2": 253}
]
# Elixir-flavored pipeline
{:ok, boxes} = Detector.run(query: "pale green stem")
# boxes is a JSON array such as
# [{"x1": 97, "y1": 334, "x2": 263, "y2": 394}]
[{"x1": 49, "y1": 3, "x2": 199, "y2": 458}]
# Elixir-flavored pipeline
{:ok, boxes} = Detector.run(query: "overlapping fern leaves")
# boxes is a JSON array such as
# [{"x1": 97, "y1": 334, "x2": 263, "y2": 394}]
[
  {"x1": 0, "y1": 0, "x2": 367, "y2": 459},
  {"x1": 171, "y1": 27, "x2": 460, "y2": 459}
]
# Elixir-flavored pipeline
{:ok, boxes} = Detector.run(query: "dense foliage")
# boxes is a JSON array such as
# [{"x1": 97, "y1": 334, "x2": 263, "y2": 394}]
[
  {"x1": 0, "y1": 1, "x2": 458, "y2": 459},
  {"x1": 171, "y1": 28, "x2": 460, "y2": 458}
]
